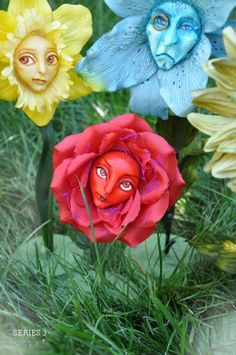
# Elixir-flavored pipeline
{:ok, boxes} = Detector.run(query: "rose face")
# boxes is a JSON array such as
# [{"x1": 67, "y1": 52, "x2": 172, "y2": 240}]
[
  {"x1": 89, "y1": 151, "x2": 140, "y2": 208},
  {"x1": 146, "y1": 1, "x2": 201, "y2": 70},
  {"x1": 14, "y1": 35, "x2": 59, "y2": 92},
  {"x1": 51, "y1": 114, "x2": 185, "y2": 247}
]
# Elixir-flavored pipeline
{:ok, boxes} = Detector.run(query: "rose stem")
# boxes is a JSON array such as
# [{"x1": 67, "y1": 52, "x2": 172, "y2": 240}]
[
  {"x1": 35, "y1": 123, "x2": 55, "y2": 251},
  {"x1": 156, "y1": 114, "x2": 193, "y2": 254}
]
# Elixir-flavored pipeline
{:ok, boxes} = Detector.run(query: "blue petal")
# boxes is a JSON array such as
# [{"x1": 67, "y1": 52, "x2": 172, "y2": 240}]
[
  {"x1": 76, "y1": 16, "x2": 157, "y2": 92},
  {"x1": 158, "y1": 34, "x2": 211, "y2": 117},
  {"x1": 104, "y1": 0, "x2": 155, "y2": 17},
  {"x1": 130, "y1": 73, "x2": 169, "y2": 119},
  {"x1": 189, "y1": 0, "x2": 236, "y2": 33}
]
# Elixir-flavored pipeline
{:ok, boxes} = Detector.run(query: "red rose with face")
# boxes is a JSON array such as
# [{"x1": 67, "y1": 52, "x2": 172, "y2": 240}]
[{"x1": 51, "y1": 114, "x2": 185, "y2": 247}]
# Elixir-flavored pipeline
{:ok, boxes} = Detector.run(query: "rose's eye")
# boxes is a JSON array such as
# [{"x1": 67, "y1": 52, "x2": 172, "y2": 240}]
[
  {"x1": 96, "y1": 167, "x2": 107, "y2": 179},
  {"x1": 179, "y1": 23, "x2": 193, "y2": 31},
  {"x1": 152, "y1": 14, "x2": 169, "y2": 31},
  {"x1": 47, "y1": 54, "x2": 58, "y2": 65},
  {"x1": 120, "y1": 181, "x2": 133, "y2": 192},
  {"x1": 18, "y1": 55, "x2": 35, "y2": 65}
]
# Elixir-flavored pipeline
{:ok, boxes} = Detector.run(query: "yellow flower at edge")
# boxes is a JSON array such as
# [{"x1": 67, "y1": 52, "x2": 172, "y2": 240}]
[
  {"x1": 0, "y1": 0, "x2": 92, "y2": 126},
  {"x1": 187, "y1": 27, "x2": 236, "y2": 193}
]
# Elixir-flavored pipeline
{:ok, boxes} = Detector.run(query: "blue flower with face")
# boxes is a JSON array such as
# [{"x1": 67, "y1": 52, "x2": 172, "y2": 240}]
[{"x1": 76, "y1": 0, "x2": 236, "y2": 119}]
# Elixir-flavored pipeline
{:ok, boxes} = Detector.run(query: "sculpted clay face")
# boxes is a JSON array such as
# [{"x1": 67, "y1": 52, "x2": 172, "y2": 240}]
[
  {"x1": 89, "y1": 151, "x2": 140, "y2": 208},
  {"x1": 14, "y1": 35, "x2": 59, "y2": 92},
  {"x1": 146, "y1": 1, "x2": 201, "y2": 70}
]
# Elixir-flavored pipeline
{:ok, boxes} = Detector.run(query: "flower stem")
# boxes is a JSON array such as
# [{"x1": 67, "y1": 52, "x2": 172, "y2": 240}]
[
  {"x1": 156, "y1": 114, "x2": 196, "y2": 253},
  {"x1": 36, "y1": 123, "x2": 55, "y2": 251},
  {"x1": 162, "y1": 206, "x2": 176, "y2": 254}
]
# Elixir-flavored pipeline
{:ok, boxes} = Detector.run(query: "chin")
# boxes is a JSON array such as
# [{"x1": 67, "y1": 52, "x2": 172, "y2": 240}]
[
  {"x1": 93, "y1": 199, "x2": 109, "y2": 209},
  {"x1": 32, "y1": 85, "x2": 48, "y2": 92}
]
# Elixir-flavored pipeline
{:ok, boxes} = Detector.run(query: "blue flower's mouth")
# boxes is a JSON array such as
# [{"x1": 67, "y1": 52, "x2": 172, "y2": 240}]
[{"x1": 155, "y1": 54, "x2": 175, "y2": 70}]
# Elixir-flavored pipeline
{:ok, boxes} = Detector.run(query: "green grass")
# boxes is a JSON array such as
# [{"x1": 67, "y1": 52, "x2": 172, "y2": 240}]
[{"x1": 1, "y1": 0, "x2": 236, "y2": 354}]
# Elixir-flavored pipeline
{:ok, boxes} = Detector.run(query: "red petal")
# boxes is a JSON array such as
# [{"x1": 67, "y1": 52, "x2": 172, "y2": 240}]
[
  {"x1": 168, "y1": 168, "x2": 185, "y2": 207},
  {"x1": 110, "y1": 113, "x2": 153, "y2": 133},
  {"x1": 135, "y1": 192, "x2": 169, "y2": 228},
  {"x1": 120, "y1": 225, "x2": 156, "y2": 247}
]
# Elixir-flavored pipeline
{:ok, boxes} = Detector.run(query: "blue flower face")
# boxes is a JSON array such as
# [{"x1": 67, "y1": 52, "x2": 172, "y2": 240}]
[
  {"x1": 146, "y1": 1, "x2": 201, "y2": 70},
  {"x1": 77, "y1": 0, "x2": 235, "y2": 118}
]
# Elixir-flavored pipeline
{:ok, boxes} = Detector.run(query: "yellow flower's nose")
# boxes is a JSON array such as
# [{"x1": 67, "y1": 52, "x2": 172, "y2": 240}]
[{"x1": 37, "y1": 60, "x2": 46, "y2": 75}]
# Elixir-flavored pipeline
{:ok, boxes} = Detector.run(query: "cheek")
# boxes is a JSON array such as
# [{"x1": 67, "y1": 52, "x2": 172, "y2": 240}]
[
  {"x1": 147, "y1": 28, "x2": 161, "y2": 49},
  {"x1": 179, "y1": 32, "x2": 199, "y2": 49},
  {"x1": 108, "y1": 187, "x2": 135, "y2": 203},
  {"x1": 14, "y1": 63, "x2": 36, "y2": 82},
  {"x1": 46, "y1": 64, "x2": 59, "y2": 80},
  {"x1": 89, "y1": 170, "x2": 105, "y2": 192}
]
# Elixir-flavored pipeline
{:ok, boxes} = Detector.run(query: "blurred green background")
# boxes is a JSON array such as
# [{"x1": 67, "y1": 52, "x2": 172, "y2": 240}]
[{"x1": 0, "y1": 1, "x2": 236, "y2": 354}]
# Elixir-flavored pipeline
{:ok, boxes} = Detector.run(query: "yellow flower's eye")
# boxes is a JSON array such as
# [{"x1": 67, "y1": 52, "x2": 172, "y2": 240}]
[
  {"x1": 120, "y1": 181, "x2": 133, "y2": 192},
  {"x1": 47, "y1": 53, "x2": 58, "y2": 65},
  {"x1": 152, "y1": 13, "x2": 169, "y2": 31},
  {"x1": 96, "y1": 167, "x2": 107, "y2": 179},
  {"x1": 19, "y1": 54, "x2": 35, "y2": 65}
]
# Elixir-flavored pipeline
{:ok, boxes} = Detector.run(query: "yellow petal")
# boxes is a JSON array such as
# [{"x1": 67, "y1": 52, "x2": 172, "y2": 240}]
[
  {"x1": 0, "y1": 11, "x2": 16, "y2": 41},
  {"x1": 204, "y1": 58, "x2": 236, "y2": 94},
  {"x1": 211, "y1": 154, "x2": 236, "y2": 179},
  {"x1": 187, "y1": 113, "x2": 236, "y2": 136},
  {"x1": 23, "y1": 105, "x2": 57, "y2": 126},
  {"x1": 204, "y1": 124, "x2": 236, "y2": 153},
  {"x1": 204, "y1": 152, "x2": 223, "y2": 174},
  {"x1": 227, "y1": 178, "x2": 236, "y2": 192},
  {"x1": 192, "y1": 88, "x2": 236, "y2": 118},
  {"x1": 0, "y1": 73, "x2": 18, "y2": 101},
  {"x1": 53, "y1": 4, "x2": 92, "y2": 56},
  {"x1": 223, "y1": 27, "x2": 236, "y2": 59},
  {"x1": 218, "y1": 137, "x2": 236, "y2": 154},
  {"x1": 8, "y1": 0, "x2": 52, "y2": 17},
  {"x1": 68, "y1": 55, "x2": 92, "y2": 100}
]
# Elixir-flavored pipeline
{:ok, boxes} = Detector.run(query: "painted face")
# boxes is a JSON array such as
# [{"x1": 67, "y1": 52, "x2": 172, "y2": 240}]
[
  {"x1": 14, "y1": 35, "x2": 59, "y2": 92},
  {"x1": 146, "y1": 1, "x2": 201, "y2": 70},
  {"x1": 89, "y1": 151, "x2": 140, "y2": 208}
]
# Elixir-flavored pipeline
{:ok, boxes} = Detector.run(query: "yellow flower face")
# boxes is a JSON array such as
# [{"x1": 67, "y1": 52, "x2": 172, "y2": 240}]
[
  {"x1": 0, "y1": 0, "x2": 92, "y2": 126},
  {"x1": 14, "y1": 35, "x2": 59, "y2": 92}
]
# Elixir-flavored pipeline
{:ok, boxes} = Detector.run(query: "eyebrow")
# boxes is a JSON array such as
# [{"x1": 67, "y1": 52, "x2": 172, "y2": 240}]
[
  {"x1": 103, "y1": 159, "x2": 111, "y2": 167},
  {"x1": 123, "y1": 174, "x2": 139, "y2": 179},
  {"x1": 153, "y1": 8, "x2": 171, "y2": 17},
  {"x1": 16, "y1": 48, "x2": 57, "y2": 54},
  {"x1": 102, "y1": 159, "x2": 139, "y2": 179}
]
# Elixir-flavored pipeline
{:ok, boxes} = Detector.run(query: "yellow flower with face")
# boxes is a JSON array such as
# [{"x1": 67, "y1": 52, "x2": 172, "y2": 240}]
[
  {"x1": 188, "y1": 27, "x2": 236, "y2": 193},
  {"x1": 0, "y1": 0, "x2": 92, "y2": 126}
]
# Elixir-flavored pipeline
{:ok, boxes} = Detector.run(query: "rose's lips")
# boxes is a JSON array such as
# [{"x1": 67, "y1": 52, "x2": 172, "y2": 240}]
[
  {"x1": 32, "y1": 78, "x2": 48, "y2": 84},
  {"x1": 97, "y1": 193, "x2": 107, "y2": 202}
]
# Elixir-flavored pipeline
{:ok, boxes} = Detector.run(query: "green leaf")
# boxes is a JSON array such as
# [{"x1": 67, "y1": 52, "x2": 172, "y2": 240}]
[
  {"x1": 125, "y1": 234, "x2": 197, "y2": 278},
  {"x1": 156, "y1": 115, "x2": 197, "y2": 151},
  {"x1": 179, "y1": 133, "x2": 205, "y2": 185},
  {"x1": 14, "y1": 234, "x2": 84, "y2": 276}
]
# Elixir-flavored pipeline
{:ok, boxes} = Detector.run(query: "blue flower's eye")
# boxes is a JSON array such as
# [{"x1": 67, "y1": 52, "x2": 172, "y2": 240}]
[
  {"x1": 152, "y1": 14, "x2": 169, "y2": 31},
  {"x1": 179, "y1": 23, "x2": 193, "y2": 31}
]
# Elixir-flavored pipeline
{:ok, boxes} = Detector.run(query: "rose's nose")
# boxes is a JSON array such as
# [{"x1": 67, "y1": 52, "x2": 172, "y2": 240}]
[{"x1": 105, "y1": 178, "x2": 116, "y2": 194}]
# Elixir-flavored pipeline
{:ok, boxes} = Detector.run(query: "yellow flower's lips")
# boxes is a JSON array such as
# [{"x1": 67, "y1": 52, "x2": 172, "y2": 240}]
[{"x1": 32, "y1": 78, "x2": 48, "y2": 84}]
